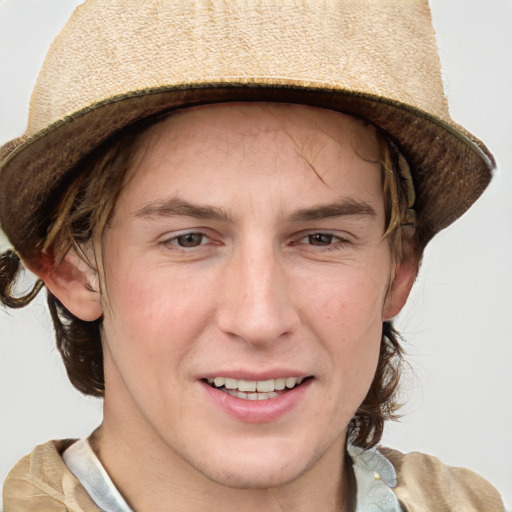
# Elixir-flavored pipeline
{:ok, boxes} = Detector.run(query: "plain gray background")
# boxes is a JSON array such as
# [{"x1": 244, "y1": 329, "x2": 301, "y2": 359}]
[{"x1": 1, "y1": 0, "x2": 511, "y2": 509}]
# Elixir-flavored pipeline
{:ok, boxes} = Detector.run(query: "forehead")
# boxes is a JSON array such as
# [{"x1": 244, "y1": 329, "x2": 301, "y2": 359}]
[
  {"x1": 119, "y1": 103, "x2": 385, "y2": 216},
  {"x1": 140, "y1": 103, "x2": 382, "y2": 163}
]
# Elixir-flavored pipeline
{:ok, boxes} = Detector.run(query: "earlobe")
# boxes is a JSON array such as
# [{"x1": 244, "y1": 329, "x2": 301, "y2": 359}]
[
  {"x1": 34, "y1": 249, "x2": 103, "y2": 322},
  {"x1": 383, "y1": 240, "x2": 419, "y2": 320}
]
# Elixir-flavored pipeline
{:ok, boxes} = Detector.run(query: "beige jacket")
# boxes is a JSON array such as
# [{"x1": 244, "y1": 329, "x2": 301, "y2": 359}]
[{"x1": 3, "y1": 441, "x2": 505, "y2": 511}]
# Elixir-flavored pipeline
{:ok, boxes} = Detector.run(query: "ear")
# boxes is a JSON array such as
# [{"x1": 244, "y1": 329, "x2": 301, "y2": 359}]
[
  {"x1": 34, "y1": 249, "x2": 103, "y2": 322},
  {"x1": 383, "y1": 237, "x2": 419, "y2": 320}
]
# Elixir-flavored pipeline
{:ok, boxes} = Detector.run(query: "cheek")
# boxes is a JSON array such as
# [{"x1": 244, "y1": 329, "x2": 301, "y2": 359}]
[
  {"x1": 301, "y1": 265, "x2": 387, "y2": 389},
  {"x1": 101, "y1": 258, "x2": 219, "y2": 367},
  {"x1": 99, "y1": 265, "x2": 214, "y2": 422},
  {"x1": 305, "y1": 264, "x2": 388, "y2": 335}
]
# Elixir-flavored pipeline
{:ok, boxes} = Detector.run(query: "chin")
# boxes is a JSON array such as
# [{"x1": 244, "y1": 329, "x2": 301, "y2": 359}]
[
  {"x1": 204, "y1": 459, "x2": 310, "y2": 490},
  {"x1": 189, "y1": 440, "x2": 321, "y2": 490}
]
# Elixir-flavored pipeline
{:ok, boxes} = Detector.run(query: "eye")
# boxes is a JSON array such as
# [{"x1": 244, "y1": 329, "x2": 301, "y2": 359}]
[
  {"x1": 167, "y1": 233, "x2": 208, "y2": 248},
  {"x1": 299, "y1": 232, "x2": 347, "y2": 247},
  {"x1": 292, "y1": 231, "x2": 354, "y2": 254},
  {"x1": 305, "y1": 233, "x2": 338, "y2": 246}
]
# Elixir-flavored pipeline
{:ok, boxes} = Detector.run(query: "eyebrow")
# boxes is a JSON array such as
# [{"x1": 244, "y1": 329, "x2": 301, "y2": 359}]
[
  {"x1": 135, "y1": 198, "x2": 235, "y2": 222},
  {"x1": 288, "y1": 200, "x2": 376, "y2": 222},
  {"x1": 135, "y1": 197, "x2": 376, "y2": 223}
]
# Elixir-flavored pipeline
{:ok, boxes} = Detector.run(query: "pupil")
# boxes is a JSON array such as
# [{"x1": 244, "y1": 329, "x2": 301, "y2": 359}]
[
  {"x1": 309, "y1": 233, "x2": 332, "y2": 245},
  {"x1": 178, "y1": 233, "x2": 202, "y2": 247}
]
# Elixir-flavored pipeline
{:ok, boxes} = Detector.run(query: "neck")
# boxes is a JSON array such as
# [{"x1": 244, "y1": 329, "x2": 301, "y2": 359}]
[{"x1": 92, "y1": 417, "x2": 354, "y2": 512}]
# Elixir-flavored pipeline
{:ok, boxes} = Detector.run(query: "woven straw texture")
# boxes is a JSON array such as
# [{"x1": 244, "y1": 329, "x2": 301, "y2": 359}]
[{"x1": 0, "y1": 0, "x2": 494, "y2": 263}]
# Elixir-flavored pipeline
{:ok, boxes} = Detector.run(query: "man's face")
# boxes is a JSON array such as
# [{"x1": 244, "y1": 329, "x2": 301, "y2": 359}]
[{"x1": 100, "y1": 103, "x2": 405, "y2": 488}]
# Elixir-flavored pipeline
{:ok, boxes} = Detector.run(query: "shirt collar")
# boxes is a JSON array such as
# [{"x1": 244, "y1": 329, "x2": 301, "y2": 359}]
[{"x1": 63, "y1": 438, "x2": 401, "y2": 512}]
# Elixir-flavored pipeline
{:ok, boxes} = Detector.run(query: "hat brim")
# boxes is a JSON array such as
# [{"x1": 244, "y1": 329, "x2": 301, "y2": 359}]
[{"x1": 0, "y1": 83, "x2": 494, "y2": 262}]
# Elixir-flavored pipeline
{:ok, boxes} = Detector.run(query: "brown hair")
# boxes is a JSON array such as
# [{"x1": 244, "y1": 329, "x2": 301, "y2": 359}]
[{"x1": 0, "y1": 112, "x2": 416, "y2": 449}]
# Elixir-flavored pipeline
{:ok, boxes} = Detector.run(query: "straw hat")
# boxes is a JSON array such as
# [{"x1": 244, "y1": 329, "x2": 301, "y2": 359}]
[{"x1": 0, "y1": 0, "x2": 494, "y2": 264}]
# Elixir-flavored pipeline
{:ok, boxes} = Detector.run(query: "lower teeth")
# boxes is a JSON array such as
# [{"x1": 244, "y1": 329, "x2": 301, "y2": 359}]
[{"x1": 223, "y1": 389, "x2": 279, "y2": 400}]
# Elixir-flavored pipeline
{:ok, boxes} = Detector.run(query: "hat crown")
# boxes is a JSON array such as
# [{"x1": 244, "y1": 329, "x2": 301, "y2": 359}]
[{"x1": 28, "y1": 0, "x2": 448, "y2": 136}]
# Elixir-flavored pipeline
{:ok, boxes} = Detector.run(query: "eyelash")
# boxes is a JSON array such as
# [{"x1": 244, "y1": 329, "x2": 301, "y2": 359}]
[
  {"x1": 162, "y1": 232, "x2": 212, "y2": 249},
  {"x1": 299, "y1": 232, "x2": 345, "y2": 246},
  {"x1": 295, "y1": 232, "x2": 351, "y2": 252}
]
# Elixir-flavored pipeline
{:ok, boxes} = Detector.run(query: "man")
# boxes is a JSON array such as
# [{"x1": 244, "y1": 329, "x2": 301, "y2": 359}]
[{"x1": 0, "y1": 1, "x2": 507, "y2": 510}]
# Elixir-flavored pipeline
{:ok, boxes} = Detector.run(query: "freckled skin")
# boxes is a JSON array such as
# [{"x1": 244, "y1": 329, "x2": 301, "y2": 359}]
[{"x1": 78, "y1": 104, "x2": 413, "y2": 511}]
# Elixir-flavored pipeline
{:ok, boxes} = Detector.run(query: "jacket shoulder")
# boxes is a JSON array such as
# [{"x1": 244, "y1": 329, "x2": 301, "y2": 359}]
[
  {"x1": 380, "y1": 447, "x2": 505, "y2": 512},
  {"x1": 3, "y1": 439, "x2": 101, "y2": 512}
]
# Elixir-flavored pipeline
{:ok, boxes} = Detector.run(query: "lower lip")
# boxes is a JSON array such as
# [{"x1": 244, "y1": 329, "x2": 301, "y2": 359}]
[{"x1": 201, "y1": 379, "x2": 312, "y2": 423}]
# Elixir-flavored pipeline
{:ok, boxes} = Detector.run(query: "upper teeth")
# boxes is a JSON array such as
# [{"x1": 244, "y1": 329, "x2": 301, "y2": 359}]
[{"x1": 208, "y1": 377, "x2": 304, "y2": 392}]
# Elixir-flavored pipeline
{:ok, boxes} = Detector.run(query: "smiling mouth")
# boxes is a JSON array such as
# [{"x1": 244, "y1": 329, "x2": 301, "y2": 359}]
[{"x1": 204, "y1": 376, "x2": 311, "y2": 401}]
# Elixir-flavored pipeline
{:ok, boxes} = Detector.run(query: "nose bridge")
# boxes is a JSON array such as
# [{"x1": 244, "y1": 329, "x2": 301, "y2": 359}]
[{"x1": 217, "y1": 238, "x2": 297, "y2": 346}]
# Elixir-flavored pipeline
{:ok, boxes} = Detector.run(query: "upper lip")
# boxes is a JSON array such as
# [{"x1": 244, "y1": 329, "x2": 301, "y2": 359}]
[{"x1": 199, "y1": 370, "x2": 311, "y2": 381}]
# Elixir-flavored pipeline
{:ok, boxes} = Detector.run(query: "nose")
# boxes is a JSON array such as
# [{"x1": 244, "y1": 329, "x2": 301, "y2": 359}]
[{"x1": 216, "y1": 244, "x2": 299, "y2": 347}]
